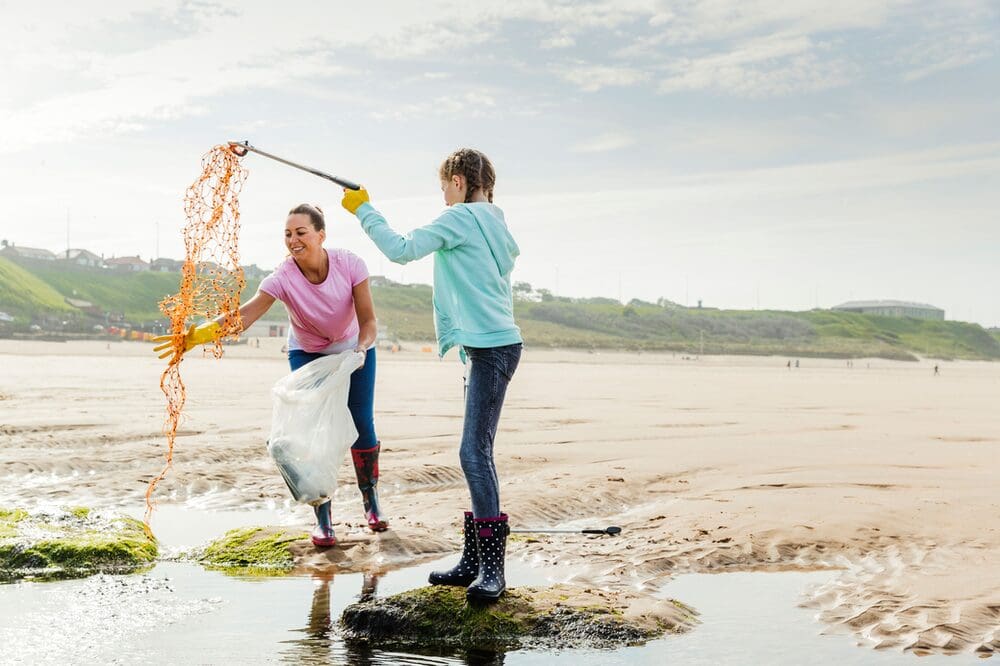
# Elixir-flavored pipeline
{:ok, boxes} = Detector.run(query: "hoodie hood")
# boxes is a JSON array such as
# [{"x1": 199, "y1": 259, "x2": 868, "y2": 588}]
[{"x1": 461, "y1": 203, "x2": 519, "y2": 277}]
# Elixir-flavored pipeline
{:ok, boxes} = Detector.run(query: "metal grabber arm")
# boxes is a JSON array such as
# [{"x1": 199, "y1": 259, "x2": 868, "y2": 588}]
[{"x1": 227, "y1": 140, "x2": 362, "y2": 191}]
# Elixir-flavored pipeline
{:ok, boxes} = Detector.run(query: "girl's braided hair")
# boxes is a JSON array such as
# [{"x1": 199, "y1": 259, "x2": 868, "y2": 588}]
[{"x1": 439, "y1": 148, "x2": 496, "y2": 203}]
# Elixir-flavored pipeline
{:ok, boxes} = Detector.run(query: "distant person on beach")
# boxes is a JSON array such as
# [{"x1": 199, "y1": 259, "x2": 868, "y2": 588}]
[
  {"x1": 153, "y1": 203, "x2": 388, "y2": 548},
  {"x1": 341, "y1": 148, "x2": 522, "y2": 603},
  {"x1": 934, "y1": 364, "x2": 939, "y2": 375}
]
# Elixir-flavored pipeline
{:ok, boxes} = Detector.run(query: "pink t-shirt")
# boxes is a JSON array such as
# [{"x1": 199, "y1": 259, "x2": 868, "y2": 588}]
[{"x1": 259, "y1": 248, "x2": 369, "y2": 353}]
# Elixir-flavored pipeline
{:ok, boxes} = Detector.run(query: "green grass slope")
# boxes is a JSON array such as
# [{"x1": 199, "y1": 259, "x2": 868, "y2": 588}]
[
  {"x1": 24, "y1": 262, "x2": 186, "y2": 321},
  {"x1": 0, "y1": 257, "x2": 75, "y2": 320},
  {"x1": 5, "y1": 259, "x2": 277, "y2": 323}
]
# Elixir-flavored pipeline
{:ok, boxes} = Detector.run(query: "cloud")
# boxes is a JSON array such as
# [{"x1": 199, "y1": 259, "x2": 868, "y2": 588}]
[
  {"x1": 899, "y1": 29, "x2": 997, "y2": 81},
  {"x1": 370, "y1": 90, "x2": 497, "y2": 121},
  {"x1": 540, "y1": 33, "x2": 576, "y2": 49},
  {"x1": 658, "y1": 34, "x2": 851, "y2": 96},
  {"x1": 0, "y1": 42, "x2": 348, "y2": 153},
  {"x1": 649, "y1": 0, "x2": 899, "y2": 45},
  {"x1": 1, "y1": 0, "x2": 997, "y2": 152},
  {"x1": 572, "y1": 132, "x2": 636, "y2": 153},
  {"x1": 552, "y1": 63, "x2": 650, "y2": 92}
]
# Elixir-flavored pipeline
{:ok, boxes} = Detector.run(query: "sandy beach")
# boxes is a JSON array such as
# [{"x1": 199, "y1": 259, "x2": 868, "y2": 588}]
[{"x1": 0, "y1": 339, "x2": 997, "y2": 657}]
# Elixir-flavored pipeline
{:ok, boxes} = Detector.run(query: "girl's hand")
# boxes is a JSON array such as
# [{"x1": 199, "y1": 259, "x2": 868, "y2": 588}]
[{"x1": 342, "y1": 187, "x2": 370, "y2": 214}]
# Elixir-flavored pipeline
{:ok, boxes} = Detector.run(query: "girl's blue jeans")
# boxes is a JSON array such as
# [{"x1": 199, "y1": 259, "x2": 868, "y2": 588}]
[
  {"x1": 461, "y1": 343, "x2": 522, "y2": 518},
  {"x1": 288, "y1": 348, "x2": 377, "y2": 451}
]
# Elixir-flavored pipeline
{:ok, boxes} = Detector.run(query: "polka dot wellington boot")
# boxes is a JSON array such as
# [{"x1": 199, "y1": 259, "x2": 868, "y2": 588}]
[
  {"x1": 428, "y1": 512, "x2": 479, "y2": 587},
  {"x1": 466, "y1": 513, "x2": 509, "y2": 602}
]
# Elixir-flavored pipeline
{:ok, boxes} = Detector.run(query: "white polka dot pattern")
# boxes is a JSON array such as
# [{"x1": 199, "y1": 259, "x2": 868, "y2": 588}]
[{"x1": 428, "y1": 512, "x2": 479, "y2": 587}]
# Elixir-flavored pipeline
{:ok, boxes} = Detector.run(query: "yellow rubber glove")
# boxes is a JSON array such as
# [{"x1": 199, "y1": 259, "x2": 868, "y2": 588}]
[
  {"x1": 152, "y1": 321, "x2": 221, "y2": 359},
  {"x1": 341, "y1": 187, "x2": 370, "y2": 214}
]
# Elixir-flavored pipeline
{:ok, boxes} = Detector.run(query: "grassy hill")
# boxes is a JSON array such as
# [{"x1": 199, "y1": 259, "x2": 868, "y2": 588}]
[
  {"x1": 0, "y1": 257, "x2": 75, "y2": 320},
  {"x1": 514, "y1": 299, "x2": 1000, "y2": 360},
  {"x1": 4, "y1": 258, "x2": 277, "y2": 323},
  {"x1": 2, "y1": 258, "x2": 998, "y2": 361}
]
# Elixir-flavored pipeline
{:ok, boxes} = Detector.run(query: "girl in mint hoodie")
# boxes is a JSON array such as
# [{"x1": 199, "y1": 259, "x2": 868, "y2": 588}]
[{"x1": 342, "y1": 148, "x2": 521, "y2": 602}]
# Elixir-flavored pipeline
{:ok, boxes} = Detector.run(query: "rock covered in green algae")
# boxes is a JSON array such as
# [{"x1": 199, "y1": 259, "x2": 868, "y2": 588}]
[
  {"x1": 0, "y1": 507, "x2": 157, "y2": 580},
  {"x1": 341, "y1": 584, "x2": 699, "y2": 650},
  {"x1": 199, "y1": 525, "x2": 455, "y2": 575},
  {"x1": 200, "y1": 526, "x2": 308, "y2": 572}
]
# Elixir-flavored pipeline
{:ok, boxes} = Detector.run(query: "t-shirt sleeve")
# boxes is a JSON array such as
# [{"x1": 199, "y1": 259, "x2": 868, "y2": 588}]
[
  {"x1": 346, "y1": 252, "x2": 369, "y2": 286},
  {"x1": 258, "y1": 269, "x2": 284, "y2": 301}
]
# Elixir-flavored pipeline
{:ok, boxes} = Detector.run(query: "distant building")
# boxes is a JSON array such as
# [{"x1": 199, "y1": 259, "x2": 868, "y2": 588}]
[
  {"x1": 0, "y1": 244, "x2": 56, "y2": 261},
  {"x1": 65, "y1": 297, "x2": 103, "y2": 316},
  {"x1": 61, "y1": 249, "x2": 105, "y2": 268},
  {"x1": 833, "y1": 300, "x2": 944, "y2": 320},
  {"x1": 105, "y1": 255, "x2": 149, "y2": 272},
  {"x1": 150, "y1": 257, "x2": 184, "y2": 272}
]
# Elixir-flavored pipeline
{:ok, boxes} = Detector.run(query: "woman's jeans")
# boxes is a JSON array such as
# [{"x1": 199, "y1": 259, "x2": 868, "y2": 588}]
[
  {"x1": 288, "y1": 348, "x2": 377, "y2": 451},
  {"x1": 461, "y1": 343, "x2": 522, "y2": 518}
]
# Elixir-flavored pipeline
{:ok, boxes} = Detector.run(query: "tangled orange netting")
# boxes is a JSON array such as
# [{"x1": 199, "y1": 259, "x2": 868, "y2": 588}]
[{"x1": 145, "y1": 145, "x2": 248, "y2": 532}]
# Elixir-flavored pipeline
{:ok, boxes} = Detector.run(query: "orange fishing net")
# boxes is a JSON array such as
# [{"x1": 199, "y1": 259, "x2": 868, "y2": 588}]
[{"x1": 145, "y1": 145, "x2": 248, "y2": 532}]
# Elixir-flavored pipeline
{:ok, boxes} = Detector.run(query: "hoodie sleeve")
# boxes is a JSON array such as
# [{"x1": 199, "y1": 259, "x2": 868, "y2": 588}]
[{"x1": 355, "y1": 203, "x2": 466, "y2": 265}]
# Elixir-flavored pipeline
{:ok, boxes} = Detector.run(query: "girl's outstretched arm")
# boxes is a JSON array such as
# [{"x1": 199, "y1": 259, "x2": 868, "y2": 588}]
[{"x1": 343, "y1": 189, "x2": 465, "y2": 265}]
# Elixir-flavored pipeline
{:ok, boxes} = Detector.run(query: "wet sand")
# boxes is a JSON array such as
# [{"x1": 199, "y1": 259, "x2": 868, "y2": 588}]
[{"x1": 0, "y1": 339, "x2": 997, "y2": 657}]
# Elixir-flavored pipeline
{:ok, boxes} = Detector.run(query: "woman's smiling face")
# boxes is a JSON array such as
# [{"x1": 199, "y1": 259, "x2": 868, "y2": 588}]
[{"x1": 285, "y1": 213, "x2": 325, "y2": 258}]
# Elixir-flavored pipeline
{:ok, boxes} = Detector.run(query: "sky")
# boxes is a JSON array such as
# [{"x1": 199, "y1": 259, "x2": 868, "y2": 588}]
[{"x1": 1, "y1": 1, "x2": 998, "y2": 325}]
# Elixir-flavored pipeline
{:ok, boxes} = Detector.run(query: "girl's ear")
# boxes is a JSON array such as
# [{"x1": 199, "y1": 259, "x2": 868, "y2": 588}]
[{"x1": 452, "y1": 174, "x2": 464, "y2": 190}]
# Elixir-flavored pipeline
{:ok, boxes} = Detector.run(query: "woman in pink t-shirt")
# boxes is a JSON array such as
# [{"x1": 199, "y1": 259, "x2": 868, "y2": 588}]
[{"x1": 155, "y1": 203, "x2": 386, "y2": 547}]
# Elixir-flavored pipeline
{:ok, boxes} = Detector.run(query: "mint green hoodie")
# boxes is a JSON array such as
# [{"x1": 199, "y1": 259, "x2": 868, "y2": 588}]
[{"x1": 355, "y1": 201, "x2": 523, "y2": 359}]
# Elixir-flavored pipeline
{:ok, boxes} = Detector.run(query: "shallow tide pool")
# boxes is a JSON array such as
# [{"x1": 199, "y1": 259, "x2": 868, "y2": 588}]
[
  {"x1": 1, "y1": 559, "x2": 979, "y2": 665},
  {"x1": 0, "y1": 506, "x2": 981, "y2": 664}
]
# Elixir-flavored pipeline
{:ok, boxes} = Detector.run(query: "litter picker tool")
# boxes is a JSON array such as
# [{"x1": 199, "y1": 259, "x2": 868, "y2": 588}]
[
  {"x1": 510, "y1": 526, "x2": 622, "y2": 536},
  {"x1": 227, "y1": 140, "x2": 362, "y2": 190}
]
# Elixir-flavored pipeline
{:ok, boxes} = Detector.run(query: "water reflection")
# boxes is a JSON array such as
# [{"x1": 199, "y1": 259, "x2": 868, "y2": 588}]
[
  {"x1": 279, "y1": 570, "x2": 371, "y2": 664},
  {"x1": 281, "y1": 570, "x2": 506, "y2": 665}
]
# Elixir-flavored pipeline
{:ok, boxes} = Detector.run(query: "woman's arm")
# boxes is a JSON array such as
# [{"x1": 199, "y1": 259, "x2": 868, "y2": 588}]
[
  {"x1": 153, "y1": 290, "x2": 275, "y2": 359},
  {"x1": 232, "y1": 290, "x2": 276, "y2": 331},
  {"x1": 352, "y1": 279, "x2": 377, "y2": 352}
]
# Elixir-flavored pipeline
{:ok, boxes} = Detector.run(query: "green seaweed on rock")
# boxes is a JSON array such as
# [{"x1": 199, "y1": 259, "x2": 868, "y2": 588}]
[
  {"x1": 341, "y1": 583, "x2": 697, "y2": 650},
  {"x1": 200, "y1": 526, "x2": 308, "y2": 573},
  {"x1": 0, "y1": 508, "x2": 157, "y2": 580}
]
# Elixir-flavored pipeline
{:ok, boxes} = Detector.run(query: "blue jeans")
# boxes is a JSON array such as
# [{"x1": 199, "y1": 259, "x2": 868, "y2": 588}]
[
  {"x1": 288, "y1": 348, "x2": 377, "y2": 451},
  {"x1": 461, "y1": 344, "x2": 522, "y2": 518}
]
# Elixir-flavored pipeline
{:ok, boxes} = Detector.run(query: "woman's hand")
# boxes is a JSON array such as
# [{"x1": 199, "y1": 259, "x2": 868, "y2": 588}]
[
  {"x1": 152, "y1": 321, "x2": 220, "y2": 360},
  {"x1": 353, "y1": 346, "x2": 367, "y2": 368}
]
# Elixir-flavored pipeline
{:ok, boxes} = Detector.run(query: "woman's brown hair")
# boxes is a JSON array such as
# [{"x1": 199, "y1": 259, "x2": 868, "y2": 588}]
[{"x1": 288, "y1": 203, "x2": 325, "y2": 231}]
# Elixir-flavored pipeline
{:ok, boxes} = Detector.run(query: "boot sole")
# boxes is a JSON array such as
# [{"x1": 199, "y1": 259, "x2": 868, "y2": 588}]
[
  {"x1": 466, "y1": 588, "x2": 505, "y2": 603},
  {"x1": 428, "y1": 576, "x2": 476, "y2": 587},
  {"x1": 311, "y1": 536, "x2": 337, "y2": 547}
]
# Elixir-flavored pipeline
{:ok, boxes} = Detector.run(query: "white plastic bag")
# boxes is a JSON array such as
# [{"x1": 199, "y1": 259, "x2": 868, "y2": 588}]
[{"x1": 267, "y1": 350, "x2": 364, "y2": 506}]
